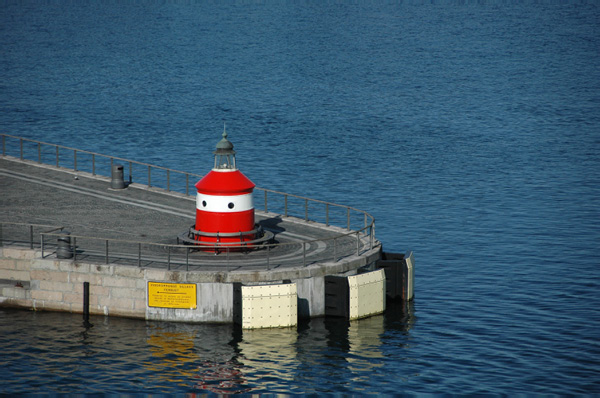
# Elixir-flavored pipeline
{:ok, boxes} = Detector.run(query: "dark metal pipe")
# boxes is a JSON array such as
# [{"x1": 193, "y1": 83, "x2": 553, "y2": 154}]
[{"x1": 83, "y1": 282, "x2": 90, "y2": 323}]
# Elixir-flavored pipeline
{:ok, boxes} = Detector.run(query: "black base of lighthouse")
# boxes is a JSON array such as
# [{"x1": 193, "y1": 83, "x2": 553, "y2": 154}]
[{"x1": 177, "y1": 224, "x2": 274, "y2": 252}]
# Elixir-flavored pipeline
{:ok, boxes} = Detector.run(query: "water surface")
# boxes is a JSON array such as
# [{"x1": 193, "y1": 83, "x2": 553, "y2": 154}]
[{"x1": 1, "y1": 1, "x2": 599, "y2": 394}]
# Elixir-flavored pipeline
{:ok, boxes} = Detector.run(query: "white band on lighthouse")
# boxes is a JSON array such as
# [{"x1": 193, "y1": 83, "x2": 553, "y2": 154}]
[{"x1": 196, "y1": 193, "x2": 254, "y2": 213}]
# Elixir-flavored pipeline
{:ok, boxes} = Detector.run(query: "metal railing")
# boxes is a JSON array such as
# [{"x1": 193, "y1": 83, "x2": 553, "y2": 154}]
[
  {"x1": 1, "y1": 134, "x2": 202, "y2": 195},
  {"x1": 1, "y1": 134, "x2": 377, "y2": 270},
  {"x1": 0, "y1": 222, "x2": 65, "y2": 249},
  {"x1": 1, "y1": 222, "x2": 375, "y2": 270}
]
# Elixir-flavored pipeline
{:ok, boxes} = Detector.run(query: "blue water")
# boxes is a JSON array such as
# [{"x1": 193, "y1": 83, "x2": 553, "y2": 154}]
[{"x1": 1, "y1": 1, "x2": 600, "y2": 395}]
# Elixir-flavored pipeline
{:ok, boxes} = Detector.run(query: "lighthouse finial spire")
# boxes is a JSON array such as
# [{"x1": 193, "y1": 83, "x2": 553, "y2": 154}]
[{"x1": 223, "y1": 122, "x2": 227, "y2": 139}]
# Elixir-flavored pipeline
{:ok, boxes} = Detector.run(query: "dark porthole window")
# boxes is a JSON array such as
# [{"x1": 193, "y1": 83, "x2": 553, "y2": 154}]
[
  {"x1": 202, "y1": 200, "x2": 207, "y2": 207},
  {"x1": 228, "y1": 202, "x2": 235, "y2": 209}
]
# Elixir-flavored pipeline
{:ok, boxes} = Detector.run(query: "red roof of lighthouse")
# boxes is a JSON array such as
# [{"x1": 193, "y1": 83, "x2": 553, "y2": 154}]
[{"x1": 195, "y1": 170, "x2": 255, "y2": 195}]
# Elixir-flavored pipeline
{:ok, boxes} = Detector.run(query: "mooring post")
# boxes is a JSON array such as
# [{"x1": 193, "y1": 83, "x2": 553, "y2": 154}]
[{"x1": 83, "y1": 282, "x2": 90, "y2": 323}]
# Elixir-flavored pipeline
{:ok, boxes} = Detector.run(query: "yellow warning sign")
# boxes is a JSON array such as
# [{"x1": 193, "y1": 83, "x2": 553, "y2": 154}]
[{"x1": 148, "y1": 282, "x2": 197, "y2": 309}]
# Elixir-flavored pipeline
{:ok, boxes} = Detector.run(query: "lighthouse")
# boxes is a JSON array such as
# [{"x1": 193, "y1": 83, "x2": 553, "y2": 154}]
[{"x1": 193, "y1": 130, "x2": 257, "y2": 246}]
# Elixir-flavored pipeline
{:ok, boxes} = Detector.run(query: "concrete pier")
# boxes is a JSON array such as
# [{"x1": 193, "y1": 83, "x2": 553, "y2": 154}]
[{"x1": 1, "y1": 153, "x2": 391, "y2": 327}]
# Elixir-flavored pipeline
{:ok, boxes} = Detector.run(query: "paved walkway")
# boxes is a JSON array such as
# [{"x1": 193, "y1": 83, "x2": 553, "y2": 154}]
[{"x1": 1, "y1": 157, "x2": 377, "y2": 272}]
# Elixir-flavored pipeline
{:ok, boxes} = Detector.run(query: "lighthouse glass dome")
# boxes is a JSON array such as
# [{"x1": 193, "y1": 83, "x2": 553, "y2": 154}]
[{"x1": 213, "y1": 131, "x2": 236, "y2": 170}]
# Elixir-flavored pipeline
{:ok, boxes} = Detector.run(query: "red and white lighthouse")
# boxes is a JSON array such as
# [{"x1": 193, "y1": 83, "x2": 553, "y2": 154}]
[{"x1": 193, "y1": 130, "x2": 256, "y2": 245}]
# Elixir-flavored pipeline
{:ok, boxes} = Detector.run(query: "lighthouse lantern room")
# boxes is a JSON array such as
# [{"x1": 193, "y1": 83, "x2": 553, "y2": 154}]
[
  {"x1": 213, "y1": 132, "x2": 236, "y2": 170},
  {"x1": 193, "y1": 130, "x2": 257, "y2": 246}
]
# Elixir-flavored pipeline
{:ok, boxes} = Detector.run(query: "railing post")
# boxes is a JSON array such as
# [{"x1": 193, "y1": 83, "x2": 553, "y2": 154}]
[
  {"x1": 356, "y1": 231, "x2": 360, "y2": 256},
  {"x1": 372, "y1": 223, "x2": 375, "y2": 243},
  {"x1": 56, "y1": 145, "x2": 59, "y2": 167},
  {"x1": 303, "y1": 242, "x2": 306, "y2": 267},
  {"x1": 333, "y1": 237, "x2": 337, "y2": 262},
  {"x1": 167, "y1": 246, "x2": 171, "y2": 270},
  {"x1": 347, "y1": 208, "x2": 350, "y2": 230},
  {"x1": 267, "y1": 245, "x2": 270, "y2": 270},
  {"x1": 138, "y1": 243, "x2": 141, "y2": 267},
  {"x1": 304, "y1": 199, "x2": 308, "y2": 221},
  {"x1": 167, "y1": 169, "x2": 170, "y2": 191},
  {"x1": 264, "y1": 191, "x2": 268, "y2": 213},
  {"x1": 41, "y1": 234, "x2": 45, "y2": 258},
  {"x1": 73, "y1": 237, "x2": 77, "y2": 261},
  {"x1": 105, "y1": 240, "x2": 109, "y2": 264},
  {"x1": 129, "y1": 161, "x2": 132, "y2": 184},
  {"x1": 37, "y1": 143, "x2": 41, "y2": 163},
  {"x1": 185, "y1": 174, "x2": 189, "y2": 196},
  {"x1": 74, "y1": 150, "x2": 77, "y2": 171},
  {"x1": 19, "y1": 138, "x2": 23, "y2": 160},
  {"x1": 284, "y1": 195, "x2": 288, "y2": 217},
  {"x1": 2, "y1": 135, "x2": 5, "y2": 156},
  {"x1": 225, "y1": 246, "x2": 229, "y2": 272},
  {"x1": 29, "y1": 225, "x2": 33, "y2": 249},
  {"x1": 326, "y1": 203, "x2": 329, "y2": 226},
  {"x1": 92, "y1": 154, "x2": 96, "y2": 175},
  {"x1": 148, "y1": 165, "x2": 151, "y2": 187}
]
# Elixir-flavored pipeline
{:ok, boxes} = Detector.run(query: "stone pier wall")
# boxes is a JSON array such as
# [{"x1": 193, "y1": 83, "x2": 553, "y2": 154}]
[
  {"x1": 0, "y1": 247, "x2": 147, "y2": 318},
  {"x1": 0, "y1": 245, "x2": 385, "y2": 324}
]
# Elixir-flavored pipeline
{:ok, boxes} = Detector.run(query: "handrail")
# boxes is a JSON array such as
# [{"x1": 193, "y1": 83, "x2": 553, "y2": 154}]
[
  {"x1": 1, "y1": 221, "x2": 375, "y2": 270},
  {"x1": 1, "y1": 134, "x2": 377, "y2": 269},
  {"x1": 256, "y1": 186, "x2": 374, "y2": 230},
  {"x1": 0, "y1": 222, "x2": 65, "y2": 249},
  {"x1": 1, "y1": 133, "x2": 203, "y2": 195},
  {"x1": 1, "y1": 133, "x2": 195, "y2": 174}
]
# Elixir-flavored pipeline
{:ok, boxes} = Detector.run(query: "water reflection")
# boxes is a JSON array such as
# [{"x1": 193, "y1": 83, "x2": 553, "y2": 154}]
[
  {"x1": 385, "y1": 299, "x2": 417, "y2": 332},
  {"x1": 145, "y1": 327, "x2": 198, "y2": 383},
  {"x1": 1, "y1": 303, "x2": 415, "y2": 394},
  {"x1": 347, "y1": 316, "x2": 385, "y2": 373},
  {"x1": 234, "y1": 327, "x2": 299, "y2": 391},
  {"x1": 144, "y1": 322, "x2": 248, "y2": 394},
  {"x1": 140, "y1": 301, "x2": 416, "y2": 394}
]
